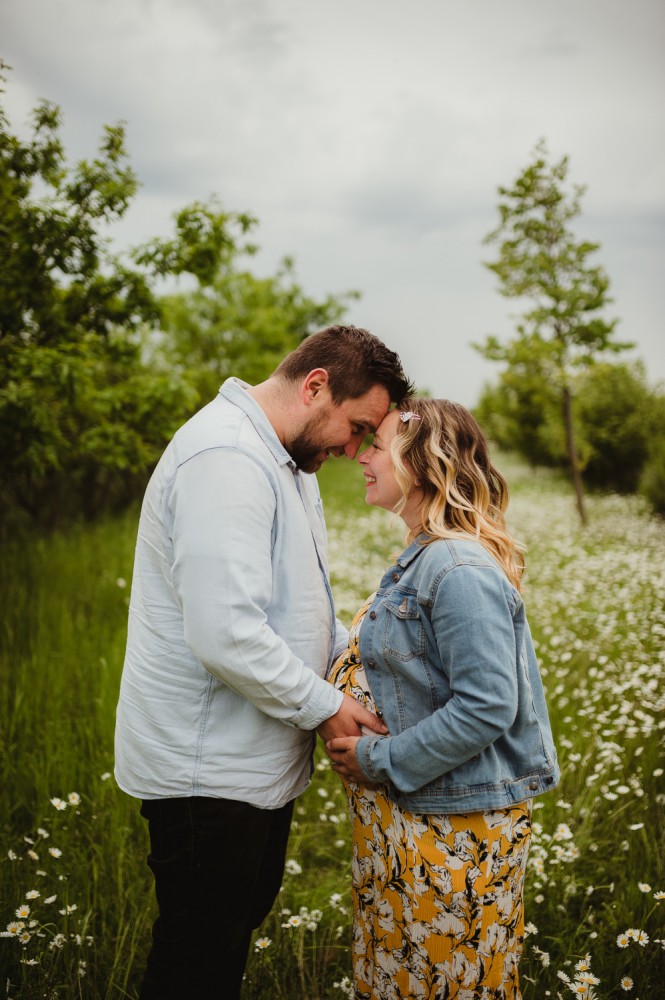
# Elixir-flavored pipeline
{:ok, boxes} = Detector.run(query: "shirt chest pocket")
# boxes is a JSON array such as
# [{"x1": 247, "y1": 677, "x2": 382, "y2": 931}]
[{"x1": 381, "y1": 595, "x2": 427, "y2": 662}]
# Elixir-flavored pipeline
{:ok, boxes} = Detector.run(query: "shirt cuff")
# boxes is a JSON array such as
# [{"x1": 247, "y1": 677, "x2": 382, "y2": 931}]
[{"x1": 289, "y1": 677, "x2": 344, "y2": 731}]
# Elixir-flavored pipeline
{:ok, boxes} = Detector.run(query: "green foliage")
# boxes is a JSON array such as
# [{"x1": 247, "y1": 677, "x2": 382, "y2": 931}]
[
  {"x1": 160, "y1": 258, "x2": 358, "y2": 403},
  {"x1": 474, "y1": 351, "x2": 563, "y2": 468},
  {"x1": 574, "y1": 362, "x2": 655, "y2": 493},
  {"x1": 132, "y1": 196, "x2": 257, "y2": 284},
  {"x1": 1, "y1": 329, "x2": 199, "y2": 524},
  {"x1": 476, "y1": 140, "x2": 631, "y2": 523},
  {"x1": 0, "y1": 90, "x2": 146, "y2": 344},
  {"x1": 639, "y1": 393, "x2": 665, "y2": 514},
  {"x1": 481, "y1": 140, "x2": 627, "y2": 367}
]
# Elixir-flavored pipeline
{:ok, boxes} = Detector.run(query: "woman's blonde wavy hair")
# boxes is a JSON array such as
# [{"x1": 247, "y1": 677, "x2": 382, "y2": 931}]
[{"x1": 391, "y1": 399, "x2": 525, "y2": 590}]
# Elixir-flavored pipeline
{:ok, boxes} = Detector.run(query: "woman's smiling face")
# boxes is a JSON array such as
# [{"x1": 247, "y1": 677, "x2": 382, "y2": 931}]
[
  {"x1": 358, "y1": 410, "x2": 403, "y2": 513},
  {"x1": 358, "y1": 410, "x2": 425, "y2": 532}
]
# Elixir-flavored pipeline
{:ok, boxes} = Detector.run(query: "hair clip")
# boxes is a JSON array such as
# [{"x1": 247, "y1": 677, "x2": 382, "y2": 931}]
[{"x1": 400, "y1": 411, "x2": 422, "y2": 423}]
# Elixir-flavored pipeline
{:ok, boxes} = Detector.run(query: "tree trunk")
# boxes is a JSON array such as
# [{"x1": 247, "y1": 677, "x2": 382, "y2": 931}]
[{"x1": 562, "y1": 384, "x2": 587, "y2": 525}]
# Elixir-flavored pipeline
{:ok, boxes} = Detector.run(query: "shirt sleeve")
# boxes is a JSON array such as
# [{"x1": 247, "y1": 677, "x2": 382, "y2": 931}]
[
  {"x1": 168, "y1": 447, "x2": 343, "y2": 730},
  {"x1": 357, "y1": 563, "x2": 519, "y2": 791}
]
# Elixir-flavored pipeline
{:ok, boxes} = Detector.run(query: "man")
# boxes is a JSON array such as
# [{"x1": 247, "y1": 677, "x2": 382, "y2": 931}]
[{"x1": 114, "y1": 324, "x2": 413, "y2": 999}]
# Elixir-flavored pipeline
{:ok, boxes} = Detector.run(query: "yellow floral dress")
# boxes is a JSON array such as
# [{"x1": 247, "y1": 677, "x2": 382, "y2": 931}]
[{"x1": 329, "y1": 602, "x2": 532, "y2": 1000}]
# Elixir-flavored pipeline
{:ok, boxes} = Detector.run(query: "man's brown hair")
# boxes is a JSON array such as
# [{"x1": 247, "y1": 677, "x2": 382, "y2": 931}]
[{"x1": 274, "y1": 325, "x2": 413, "y2": 405}]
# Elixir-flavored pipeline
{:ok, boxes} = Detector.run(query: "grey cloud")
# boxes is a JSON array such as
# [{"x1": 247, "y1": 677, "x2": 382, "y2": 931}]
[{"x1": 344, "y1": 180, "x2": 486, "y2": 238}]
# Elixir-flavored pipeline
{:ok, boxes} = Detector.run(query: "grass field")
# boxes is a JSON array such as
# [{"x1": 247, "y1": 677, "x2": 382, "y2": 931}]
[{"x1": 1, "y1": 455, "x2": 663, "y2": 998}]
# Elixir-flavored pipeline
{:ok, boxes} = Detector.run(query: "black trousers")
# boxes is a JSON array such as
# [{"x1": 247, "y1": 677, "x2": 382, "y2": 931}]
[{"x1": 138, "y1": 796, "x2": 294, "y2": 1000}]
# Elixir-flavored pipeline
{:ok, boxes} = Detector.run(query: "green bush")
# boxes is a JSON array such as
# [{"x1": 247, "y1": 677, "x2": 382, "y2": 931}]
[
  {"x1": 574, "y1": 362, "x2": 653, "y2": 493},
  {"x1": 474, "y1": 376, "x2": 562, "y2": 468}
]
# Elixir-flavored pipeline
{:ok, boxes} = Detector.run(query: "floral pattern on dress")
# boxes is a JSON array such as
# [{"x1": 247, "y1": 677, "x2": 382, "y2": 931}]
[{"x1": 329, "y1": 602, "x2": 532, "y2": 1000}]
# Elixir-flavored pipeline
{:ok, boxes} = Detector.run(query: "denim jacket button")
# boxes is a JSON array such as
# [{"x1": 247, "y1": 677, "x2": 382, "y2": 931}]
[
  {"x1": 392, "y1": 573, "x2": 401, "y2": 581},
  {"x1": 369, "y1": 611, "x2": 376, "y2": 619},
  {"x1": 528, "y1": 780, "x2": 538, "y2": 791}
]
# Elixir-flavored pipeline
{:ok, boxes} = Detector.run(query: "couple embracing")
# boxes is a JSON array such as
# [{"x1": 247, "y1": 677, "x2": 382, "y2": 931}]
[{"x1": 114, "y1": 325, "x2": 559, "y2": 1000}]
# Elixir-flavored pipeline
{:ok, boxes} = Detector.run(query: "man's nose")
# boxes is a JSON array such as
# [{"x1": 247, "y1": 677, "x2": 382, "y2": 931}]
[{"x1": 343, "y1": 436, "x2": 363, "y2": 459}]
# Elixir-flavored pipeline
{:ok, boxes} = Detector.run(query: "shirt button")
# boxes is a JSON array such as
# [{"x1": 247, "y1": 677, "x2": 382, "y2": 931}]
[
  {"x1": 528, "y1": 780, "x2": 538, "y2": 791},
  {"x1": 369, "y1": 611, "x2": 376, "y2": 620},
  {"x1": 392, "y1": 573, "x2": 400, "y2": 582}
]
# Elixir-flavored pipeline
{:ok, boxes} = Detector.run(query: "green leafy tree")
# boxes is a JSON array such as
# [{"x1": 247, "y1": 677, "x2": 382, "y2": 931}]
[
  {"x1": 574, "y1": 361, "x2": 654, "y2": 493},
  {"x1": 476, "y1": 140, "x2": 631, "y2": 523},
  {"x1": 160, "y1": 257, "x2": 358, "y2": 402},
  {"x1": 474, "y1": 345, "x2": 562, "y2": 468}
]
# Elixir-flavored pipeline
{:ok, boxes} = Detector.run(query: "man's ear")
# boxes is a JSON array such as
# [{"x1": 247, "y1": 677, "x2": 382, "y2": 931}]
[{"x1": 302, "y1": 368, "x2": 330, "y2": 405}]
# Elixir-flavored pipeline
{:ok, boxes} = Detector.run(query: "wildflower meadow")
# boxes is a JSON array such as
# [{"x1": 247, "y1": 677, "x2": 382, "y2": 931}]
[{"x1": 1, "y1": 455, "x2": 663, "y2": 998}]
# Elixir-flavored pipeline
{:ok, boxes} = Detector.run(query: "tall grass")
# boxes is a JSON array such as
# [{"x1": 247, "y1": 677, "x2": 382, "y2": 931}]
[
  {"x1": 0, "y1": 511, "x2": 152, "y2": 997},
  {"x1": 1, "y1": 457, "x2": 664, "y2": 998}
]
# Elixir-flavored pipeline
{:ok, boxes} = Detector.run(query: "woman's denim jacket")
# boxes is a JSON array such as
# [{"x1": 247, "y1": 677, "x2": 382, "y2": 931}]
[{"x1": 356, "y1": 534, "x2": 559, "y2": 812}]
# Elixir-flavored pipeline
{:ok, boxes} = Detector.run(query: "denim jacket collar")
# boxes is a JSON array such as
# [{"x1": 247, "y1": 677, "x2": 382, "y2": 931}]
[
  {"x1": 218, "y1": 377, "x2": 295, "y2": 469},
  {"x1": 395, "y1": 534, "x2": 433, "y2": 569},
  {"x1": 394, "y1": 533, "x2": 501, "y2": 572}
]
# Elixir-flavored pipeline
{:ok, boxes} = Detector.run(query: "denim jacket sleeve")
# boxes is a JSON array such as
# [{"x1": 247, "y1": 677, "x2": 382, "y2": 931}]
[{"x1": 357, "y1": 560, "x2": 521, "y2": 792}]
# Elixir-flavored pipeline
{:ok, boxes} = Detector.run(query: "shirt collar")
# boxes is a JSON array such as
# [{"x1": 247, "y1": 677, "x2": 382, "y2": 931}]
[{"x1": 218, "y1": 377, "x2": 295, "y2": 468}]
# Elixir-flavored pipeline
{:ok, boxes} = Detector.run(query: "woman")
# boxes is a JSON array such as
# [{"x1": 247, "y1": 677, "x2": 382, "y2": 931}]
[{"x1": 327, "y1": 399, "x2": 559, "y2": 1000}]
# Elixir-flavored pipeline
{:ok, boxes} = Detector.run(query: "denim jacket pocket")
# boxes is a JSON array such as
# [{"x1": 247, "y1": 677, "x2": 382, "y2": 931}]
[{"x1": 381, "y1": 595, "x2": 427, "y2": 662}]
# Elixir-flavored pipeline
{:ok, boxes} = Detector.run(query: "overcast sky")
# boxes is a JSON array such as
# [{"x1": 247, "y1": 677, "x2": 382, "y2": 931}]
[{"x1": 3, "y1": 0, "x2": 664, "y2": 404}]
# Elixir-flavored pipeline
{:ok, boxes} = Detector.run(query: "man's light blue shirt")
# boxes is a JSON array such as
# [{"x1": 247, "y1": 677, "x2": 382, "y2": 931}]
[{"x1": 115, "y1": 378, "x2": 346, "y2": 809}]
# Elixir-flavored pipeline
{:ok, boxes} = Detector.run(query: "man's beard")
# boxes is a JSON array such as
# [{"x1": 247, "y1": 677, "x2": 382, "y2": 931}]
[{"x1": 286, "y1": 412, "x2": 331, "y2": 473}]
